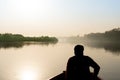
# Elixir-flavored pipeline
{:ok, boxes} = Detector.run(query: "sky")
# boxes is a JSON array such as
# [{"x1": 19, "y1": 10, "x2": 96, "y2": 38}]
[{"x1": 0, "y1": 0, "x2": 120, "y2": 37}]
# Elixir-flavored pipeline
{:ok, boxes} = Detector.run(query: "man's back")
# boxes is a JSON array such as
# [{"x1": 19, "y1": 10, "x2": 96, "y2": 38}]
[{"x1": 67, "y1": 56, "x2": 93, "y2": 80}]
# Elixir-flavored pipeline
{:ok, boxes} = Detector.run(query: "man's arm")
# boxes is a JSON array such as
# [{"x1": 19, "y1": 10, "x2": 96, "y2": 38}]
[{"x1": 87, "y1": 56, "x2": 100, "y2": 78}]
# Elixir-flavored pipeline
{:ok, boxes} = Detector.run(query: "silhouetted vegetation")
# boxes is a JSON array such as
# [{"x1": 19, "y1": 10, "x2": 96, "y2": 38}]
[
  {"x1": 0, "y1": 33, "x2": 58, "y2": 49},
  {"x1": 80, "y1": 28, "x2": 120, "y2": 53},
  {"x1": 65, "y1": 28, "x2": 120, "y2": 44},
  {"x1": 0, "y1": 33, "x2": 58, "y2": 48},
  {"x1": 0, "y1": 33, "x2": 58, "y2": 42},
  {"x1": 83, "y1": 28, "x2": 120, "y2": 43},
  {"x1": 62, "y1": 28, "x2": 120, "y2": 53}
]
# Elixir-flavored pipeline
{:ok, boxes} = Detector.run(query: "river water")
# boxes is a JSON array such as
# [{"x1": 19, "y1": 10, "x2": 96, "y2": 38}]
[{"x1": 0, "y1": 41, "x2": 120, "y2": 80}]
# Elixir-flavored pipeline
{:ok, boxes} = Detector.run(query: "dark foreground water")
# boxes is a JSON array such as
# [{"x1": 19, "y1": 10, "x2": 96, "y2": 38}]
[{"x1": 0, "y1": 41, "x2": 120, "y2": 80}]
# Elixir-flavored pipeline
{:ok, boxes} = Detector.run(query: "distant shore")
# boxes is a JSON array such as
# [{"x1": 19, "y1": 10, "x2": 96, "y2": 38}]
[
  {"x1": 64, "y1": 28, "x2": 120, "y2": 44},
  {"x1": 0, "y1": 33, "x2": 58, "y2": 43}
]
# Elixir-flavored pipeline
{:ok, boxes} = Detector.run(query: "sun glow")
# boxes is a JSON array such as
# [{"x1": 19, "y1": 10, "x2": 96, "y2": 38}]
[
  {"x1": 13, "y1": 0, "x2": 54, "y2": 19},
  {"x1": 19, "y1": 68, "x2": 38, "y2": 80},
  {"x1": 21, "y1": 70, "x2": 36, "y2": 80}
]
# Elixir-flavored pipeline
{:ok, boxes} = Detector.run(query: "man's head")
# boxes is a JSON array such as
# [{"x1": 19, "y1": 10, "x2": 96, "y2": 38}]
[{"x1": 74, "y1": 45, "x2": 84, "y2": 57}]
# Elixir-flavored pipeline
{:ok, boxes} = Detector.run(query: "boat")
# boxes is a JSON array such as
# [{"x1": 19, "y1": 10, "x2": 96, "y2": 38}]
[{"x1": 50, "y1": 71, "x2": 102, "y2": 80}]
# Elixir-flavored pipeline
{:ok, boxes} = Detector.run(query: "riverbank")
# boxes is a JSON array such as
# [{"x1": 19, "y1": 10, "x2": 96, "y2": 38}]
[{"x1": 0, "y1": 33, "x2": 58, "y2": 42}]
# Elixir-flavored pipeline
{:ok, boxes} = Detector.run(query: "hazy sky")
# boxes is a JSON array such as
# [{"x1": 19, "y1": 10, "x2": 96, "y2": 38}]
[{"x1": 0, "y1": 0, "x2": 120, "y2": 37}]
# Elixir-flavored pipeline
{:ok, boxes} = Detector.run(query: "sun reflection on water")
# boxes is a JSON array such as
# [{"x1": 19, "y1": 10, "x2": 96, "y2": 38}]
[
  {"x1": 19, "y1": 66, "x2": 39, "y2": 80},
  {"x1": 21, "y1": 70, "x2": 36, "y2": 80}
]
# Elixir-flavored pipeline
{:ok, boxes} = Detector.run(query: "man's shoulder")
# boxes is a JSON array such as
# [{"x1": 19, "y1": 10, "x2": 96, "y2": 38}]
[
  {"x1": 68, "y1": 56, "x2": 93, "y2": 60},
  {"x1": 68, "y1": 56, "x2": 76, "y2": 61},
  {"x1": 69, "y1": 56, "x2": 91, "y2": 59},
  {"x1": 84, "y1": 56, "x2": 92, "y2": 60},
  {"x1": 84, "y1": 55, "x2": 90, "y2": 58},
  {"x1": 69, "y1": 56, "x2": 75, "y2": 59}
]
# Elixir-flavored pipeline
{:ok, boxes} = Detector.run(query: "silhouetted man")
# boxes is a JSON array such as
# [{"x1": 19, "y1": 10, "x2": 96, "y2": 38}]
[{"x1": 66, "y1": 45, "x2": 100, "y2": 80}]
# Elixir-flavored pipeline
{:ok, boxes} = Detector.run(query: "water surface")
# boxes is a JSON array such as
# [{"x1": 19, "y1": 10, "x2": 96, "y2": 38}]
[{"x1": 0, "y1": 41, "x2": 120, "y2": 80}]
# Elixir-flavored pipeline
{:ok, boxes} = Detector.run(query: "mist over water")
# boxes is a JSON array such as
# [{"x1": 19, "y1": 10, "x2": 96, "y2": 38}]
[{"x1": 59, "y1": 37, "x2": 120, "y2": 54}]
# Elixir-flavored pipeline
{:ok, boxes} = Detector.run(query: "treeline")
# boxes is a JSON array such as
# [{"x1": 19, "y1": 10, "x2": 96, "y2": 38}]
[
  {"x1": 0, "y1": 33, "x2": 58, "y2": 42},
  {"x1": 83, "y1": 28, "x2": 120, "y2": 43}
]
